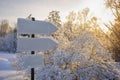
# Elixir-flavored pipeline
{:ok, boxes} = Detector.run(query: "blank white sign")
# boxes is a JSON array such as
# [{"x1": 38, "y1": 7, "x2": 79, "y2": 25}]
[
  {"x1": 22, "y1": 54, "x2": 44, "y2": 68},
  {"x1": 17, "y1": 37, "x2": 58, "y2": 51},
  {"x1": 17, "y1": 18, "x2": 58, "y2": 34}
]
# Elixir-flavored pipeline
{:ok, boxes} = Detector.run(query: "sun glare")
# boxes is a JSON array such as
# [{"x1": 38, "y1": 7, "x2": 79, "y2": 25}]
[
  {"x1": 60, "y1": 0, "x2": 114, "y2": 32},
  {"x1": 73, "y1": 0, "x2": 114, "y2": 32},
  {"x1": 85, "y1": 0, "x2": 114, "y2": 32}
]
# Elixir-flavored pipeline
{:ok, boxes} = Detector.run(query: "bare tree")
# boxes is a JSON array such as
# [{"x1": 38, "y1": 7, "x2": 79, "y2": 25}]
[
  {"x1": 47, "y1": 11, "x2": 61, "y2": 27},
  {"x1": 0, "y1": 20, "x2": 11, "y2": 37}
]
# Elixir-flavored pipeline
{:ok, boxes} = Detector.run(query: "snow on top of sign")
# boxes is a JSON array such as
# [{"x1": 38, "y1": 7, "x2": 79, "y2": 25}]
[{"x1": 18, "y1": 18, "x2": 46, "y2": 23}]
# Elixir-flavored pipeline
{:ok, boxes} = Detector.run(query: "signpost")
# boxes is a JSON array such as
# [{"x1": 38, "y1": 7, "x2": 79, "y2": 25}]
[{"x1": 17, "y1": 18, "x2": 58, "y2": 80}]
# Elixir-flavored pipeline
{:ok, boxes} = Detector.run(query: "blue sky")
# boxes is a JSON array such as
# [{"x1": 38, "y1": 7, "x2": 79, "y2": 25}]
[{"x1": 0, "y1": 0, "x2": 114, "y2": 25}]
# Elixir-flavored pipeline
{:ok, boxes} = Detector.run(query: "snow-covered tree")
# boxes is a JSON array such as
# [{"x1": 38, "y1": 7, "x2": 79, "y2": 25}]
[
  {"x1": 0, "y1": 29, "x2": 16, "y2": 53},
  {"x1": 27, "y1": 32, "x2": 120, "y2": 80}
]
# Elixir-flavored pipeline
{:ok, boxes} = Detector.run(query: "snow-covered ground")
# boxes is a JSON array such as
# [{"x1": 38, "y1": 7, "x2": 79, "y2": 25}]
[{"x1": 0, "y1": 52, "x2": 23, "y2": 80}]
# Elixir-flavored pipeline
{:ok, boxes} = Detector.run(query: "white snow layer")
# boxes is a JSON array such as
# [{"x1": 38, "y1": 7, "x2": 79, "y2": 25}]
[{"x1": 0, "y1": 52, "x2": 23, "y2": 80}]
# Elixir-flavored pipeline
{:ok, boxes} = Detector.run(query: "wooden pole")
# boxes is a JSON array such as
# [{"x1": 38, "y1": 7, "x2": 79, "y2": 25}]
[
  {"x1": 31, "y1": 68, "x2": 34, "y2": 80},
  {"x1": 31, "y1": 17, "x2": 35, "y2": 80}
]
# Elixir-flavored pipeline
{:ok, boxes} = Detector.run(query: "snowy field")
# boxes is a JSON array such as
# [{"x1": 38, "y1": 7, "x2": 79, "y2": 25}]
[
  {"x1": 0, "y1": 52, "x2": 23, "y2": 80},
  {"x1": 0, "y1": 50, "x2": 120, "y2": 80}
]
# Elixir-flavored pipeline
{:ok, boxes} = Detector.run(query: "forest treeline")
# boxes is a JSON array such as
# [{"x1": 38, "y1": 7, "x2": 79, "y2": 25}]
[{"x1": 0, "y1": 0, "x2": 119, "y2": 61}]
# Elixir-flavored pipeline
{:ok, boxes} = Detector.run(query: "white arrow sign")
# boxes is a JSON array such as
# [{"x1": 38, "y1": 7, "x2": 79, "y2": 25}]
[
  {"x1": 22, "y1": 54, "x2": 44, "y2": 69},
  {"x1": 17, "y1": 18, "x2": 58, "y2": 34},
  {"x1": 17, "y1": 37, "x2": 58, "y2": 51}
]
